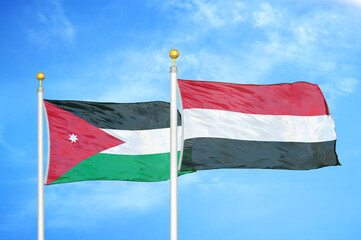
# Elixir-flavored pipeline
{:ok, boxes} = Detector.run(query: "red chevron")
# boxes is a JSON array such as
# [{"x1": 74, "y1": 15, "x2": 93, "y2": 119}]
[{"x1": 44, "y1": 101, "x2": 125, "y2": 185}]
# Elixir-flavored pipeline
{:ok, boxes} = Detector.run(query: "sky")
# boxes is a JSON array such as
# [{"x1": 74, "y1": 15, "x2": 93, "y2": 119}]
[{"x1": 0, "y1": 0, "x2": 361, "y2": 239}]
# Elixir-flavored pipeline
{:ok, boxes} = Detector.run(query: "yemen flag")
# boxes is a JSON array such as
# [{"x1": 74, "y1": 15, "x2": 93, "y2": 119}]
[
  {"x1": 44, "y1": 100, "x2": 185, "y2": 185},
  {"x1": 178, "y1": 79, "x2": 339, "y2": 172}
]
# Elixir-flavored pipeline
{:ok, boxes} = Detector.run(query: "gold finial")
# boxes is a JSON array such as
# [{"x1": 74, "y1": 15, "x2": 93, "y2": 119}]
[
  {"x1": 36, "y1": 72, "x2": 45, "y2": 87},
  {"x1": 169, "y1": 49, "x2": 179, "y2": 66}
]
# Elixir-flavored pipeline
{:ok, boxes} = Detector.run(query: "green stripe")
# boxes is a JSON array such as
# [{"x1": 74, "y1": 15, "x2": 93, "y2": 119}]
[{"x1": 49, "y1": 152, "x2": 193, "y2": 185}]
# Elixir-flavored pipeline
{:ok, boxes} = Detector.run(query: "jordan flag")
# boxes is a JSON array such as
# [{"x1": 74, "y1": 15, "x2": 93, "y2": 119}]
[
  {"x1": 178, "y1": 79, "x2": 340, "y2": 172},
  {"x1": 44, "y1": 100, "x2": 185, "y2": 185}
]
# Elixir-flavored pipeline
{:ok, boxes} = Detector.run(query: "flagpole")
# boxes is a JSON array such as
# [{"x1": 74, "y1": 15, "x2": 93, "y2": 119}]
[
  {"x1": 169, "y1": 49, "x2": 179, "y2": 240},
  {"x1": 37, "y1": 72, "x2": 45, "y2": 240}
]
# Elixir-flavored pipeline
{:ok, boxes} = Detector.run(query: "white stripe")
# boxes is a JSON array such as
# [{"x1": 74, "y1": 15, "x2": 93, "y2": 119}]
[
  {"x1": 184, "y1": 109, "x2": 336, "y2": 143},
  {"x1": 101, "y1": 127, "x2": 182, "y2": 155}
]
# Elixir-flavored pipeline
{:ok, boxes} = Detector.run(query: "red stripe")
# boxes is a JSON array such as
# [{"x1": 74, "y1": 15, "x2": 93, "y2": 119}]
[{"x1": 178, "y1": 80, "x2": 329, "y2": 116}]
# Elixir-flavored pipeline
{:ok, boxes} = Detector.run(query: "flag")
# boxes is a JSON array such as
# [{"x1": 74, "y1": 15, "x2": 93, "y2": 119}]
[
  {"x1": 44, "y1": 100, "x2": 187, "y2": 185},
  {"x1": 178, "y1": 79, "x2": 339, "y2": 172}
]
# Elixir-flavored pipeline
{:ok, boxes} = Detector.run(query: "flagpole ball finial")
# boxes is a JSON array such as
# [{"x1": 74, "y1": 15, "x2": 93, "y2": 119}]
[
  {"x1": 169, "y1": 49, "x2": 179, "y2": 66},
  {"x1": 36, "y1": 72, "x2": 45, "y2": 86}
]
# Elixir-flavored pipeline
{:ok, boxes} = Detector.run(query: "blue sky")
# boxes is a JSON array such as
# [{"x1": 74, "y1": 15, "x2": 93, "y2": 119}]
[{"x1": 1, "y1": 0, "x2": 361, "y2": 239}]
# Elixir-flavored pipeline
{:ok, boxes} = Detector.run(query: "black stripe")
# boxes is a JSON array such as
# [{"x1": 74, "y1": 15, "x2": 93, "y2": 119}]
[
  {"x1": 180, "y1": 138, "x2": 339, "y2": 171},
  {"x1": 45, "y1": 100, "x2": 181, "y2": 130}
]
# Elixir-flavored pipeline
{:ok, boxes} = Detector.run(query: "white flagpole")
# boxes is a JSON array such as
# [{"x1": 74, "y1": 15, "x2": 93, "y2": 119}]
[
  {"x1": 169, "y1": 49, "x2": 179, "y2": 240},
  {"x1": 37, "y1": 72, "x2": 45, "y2": 240}
]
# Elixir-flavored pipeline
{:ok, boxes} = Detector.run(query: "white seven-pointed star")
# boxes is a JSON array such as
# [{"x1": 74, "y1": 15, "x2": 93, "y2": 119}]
[{"x1": 69, "y1": 133, "x2": 78, "y2": 143}]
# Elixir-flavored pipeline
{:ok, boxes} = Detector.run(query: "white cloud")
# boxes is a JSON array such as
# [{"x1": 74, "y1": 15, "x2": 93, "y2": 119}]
[
  {"x1": 0, "y1": 125, "x2": 26, "y2": 158},
  {"x1": 163, "y1": 1, "x2": 359, "y2": 88},
  {"x1": 178, "y1": 170, "x2": 299, "y2": 223},
  {"x1": 320, "y1": 77, "x2": 359, "y2": 106},
  {"x1": 244, "y1": 3, "x2": 361, "y2": 102},
  {"x1": 43, "y1": 173, "x2": 206, "y2": 228},
  {"x1": 333, "y1": 0, "x2": 361, "y2": 7},
  {"x1": 164, "y1": 0, "x2": 246, "y2": 28},
  {"x1": 95, "y1": 48, "x2": 171, "y2": 103},
  {"x1": 61, "y1": 0, "x2": 361, "y2": 117},
  {"x1": 253, "y1": 2, "x2": 283, "y2": 27},
  {"x1": 192, "y1": 0, "x2": 245, "y2": 27},
  {"x1": 12, "y1": 173, "x2": 198, "y2": 229},
  {"x1": 0, "y1": 196, "x2": 37, "y2": 236},
  {"x1": 27, "y1": 0, "x2": 75, "y2": 45},
  {"x1": 338, "y1": 78, "x2": 358, "y2": 93},
  {"x1": 45, "y1": 181, "x2": 169, "y2": 228},
  {"x1": 180, "y1": 50, "x2": 252, "y2": 84},
  {"x1": 178, "y1": 173, "x2": 202, "y2": 186}
]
